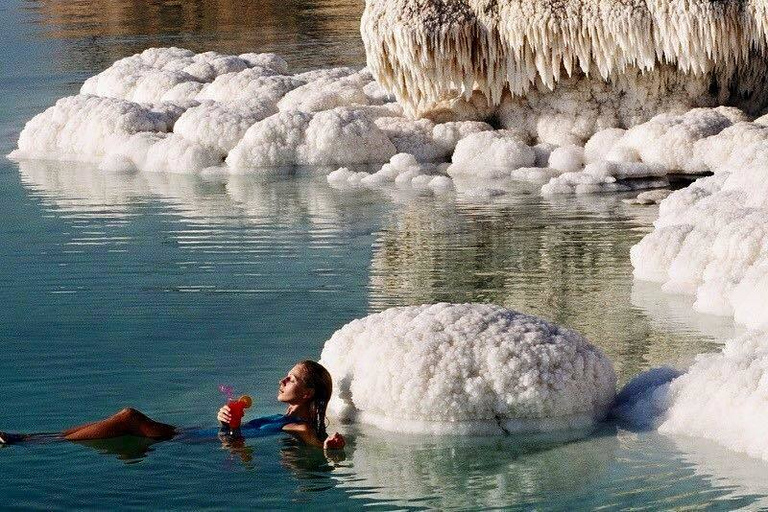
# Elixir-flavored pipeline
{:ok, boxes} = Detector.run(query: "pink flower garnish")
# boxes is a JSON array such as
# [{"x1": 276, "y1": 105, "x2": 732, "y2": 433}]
[{"x1": 219, "y1": 384, "x2": 234, "y2": 400}]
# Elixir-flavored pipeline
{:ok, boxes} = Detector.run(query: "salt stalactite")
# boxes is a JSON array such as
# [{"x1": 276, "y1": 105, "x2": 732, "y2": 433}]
[
  {"x1": 320, "y1": 303, "x2": 617, "y2": 435},
  {"x1": 362, "y1": 0, "x2": 768, "y2": 118}
]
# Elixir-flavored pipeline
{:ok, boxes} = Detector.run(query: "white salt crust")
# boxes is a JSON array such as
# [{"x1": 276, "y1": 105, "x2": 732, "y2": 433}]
[
  {"x1": 630, "y1": 116, "x2": 768, "y2": 327},
  {"x1": 320, "y1": 303, "x2": 617, "y2": 435},
  {"x1": 361, "y1": 0, "x2": 768, "y2": 118},
  {"x1": 612, "y1": 329, "x2": 768, "y2": 462},
  {"x1": 10, "y1": 47, "x2": 768, "y2": 202}
]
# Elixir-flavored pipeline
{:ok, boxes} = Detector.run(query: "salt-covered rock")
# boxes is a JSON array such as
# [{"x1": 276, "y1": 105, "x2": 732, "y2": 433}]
[
  {"x1": 320, "y1": 303, "x2": 617, "y2": 434},
  {"x1": 362, "y1": 1, "x2": 768, "y2": 117},
  {"x1": 613, "y1": 329, "x2": 768, "y2": 462},
  {"x1": 10, "y1": 95, "x2": 175, "y2": 161},
  {"x1": 227, "y1": 107, "x2": 397, "y2": 170},
  {"x1": 448, "y1": 132, "x2": 535, "y2": 179}
]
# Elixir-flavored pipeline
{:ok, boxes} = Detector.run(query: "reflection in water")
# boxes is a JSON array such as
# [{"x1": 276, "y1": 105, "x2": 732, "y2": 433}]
[
  {"x1": 74, "y1": 436, "x2": 162, "y2": 463},
  {"x1": 671, "y1": 435, "x2": 768, "y2": 509},
  {"x1": 367, "y1": 196, "x2": 728, "y2": 382},
  {"x1": 332, "y1": 426, "x2": 765, "y2": 510},
  {"x1": 13, "y1": 161, "x2": 765, "y2": 508},
  {"x1": 17, "y1": 160, "x2": 384, "y2": 242},
  {"x1": 18, "y1": 161, "x2": 731, "y2": 382},
  {"x1": 24, "y1": 0, "x2": 365, "y2": 73}
]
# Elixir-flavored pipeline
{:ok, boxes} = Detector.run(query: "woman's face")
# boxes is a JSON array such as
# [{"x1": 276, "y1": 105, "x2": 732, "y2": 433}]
[{"x1": 277, "y1": 364, "x2": 313, "y2": 404}]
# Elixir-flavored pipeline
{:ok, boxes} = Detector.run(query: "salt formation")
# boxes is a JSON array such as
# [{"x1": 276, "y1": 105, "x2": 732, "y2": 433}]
[
  {"x1": 327, "y1": 153, "x2": 454, "y2": 196},
  {"x1": 10, "y1": 43, "x2": 768, "y2": 199},
  {"x1": 630, "y1": 111, "x2": 768, "y2": 328},
  {"x1": 319, "y1": 303, "x2": 617, "y2": 434},
  {"x1": 362, "y1": 0, "x2": 768, "y2": 119},
  {"x1": 612, "y1": 329, "x2": 768, "y2": 462}
]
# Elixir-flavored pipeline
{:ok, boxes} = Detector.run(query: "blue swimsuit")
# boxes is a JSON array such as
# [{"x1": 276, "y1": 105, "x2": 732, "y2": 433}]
[{"x1": 181, "y1": 414, "x2": 302, "y2": 440}]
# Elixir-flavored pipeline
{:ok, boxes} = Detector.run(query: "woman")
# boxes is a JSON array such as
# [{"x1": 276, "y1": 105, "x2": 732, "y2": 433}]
[{"x1": 0, "y1": 360, "x2": 345, "y2": 450}]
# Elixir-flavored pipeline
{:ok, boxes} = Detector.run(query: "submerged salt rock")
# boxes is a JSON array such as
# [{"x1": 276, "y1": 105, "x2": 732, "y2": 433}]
[
  {"x1": 624, "y1": 189, "x2": 672, "y2": 205},
  {"x1": 320, "y1": 303, "x2": 617, "y2": 435}
]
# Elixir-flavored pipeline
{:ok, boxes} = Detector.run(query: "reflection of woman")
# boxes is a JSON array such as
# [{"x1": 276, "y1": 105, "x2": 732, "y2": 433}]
[{"x1": 1, "y1": 360, "x2": 345, "y2": 451}]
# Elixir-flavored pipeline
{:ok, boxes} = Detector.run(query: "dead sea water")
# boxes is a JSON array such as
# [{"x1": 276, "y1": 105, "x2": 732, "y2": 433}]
[{"x1": 1, "y1": 0, "x2": 766, "y2": 509}]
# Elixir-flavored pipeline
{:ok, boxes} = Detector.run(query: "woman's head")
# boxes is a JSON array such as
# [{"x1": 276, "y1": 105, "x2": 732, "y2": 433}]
[{"x1": 277, "y1": 360, "x2": 332, "y2": 439}]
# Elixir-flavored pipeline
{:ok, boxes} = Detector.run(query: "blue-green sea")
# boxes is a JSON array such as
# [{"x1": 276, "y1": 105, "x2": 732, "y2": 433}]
[{"x1": 2, "y1": 0, "x2": 767, "y2": 509}]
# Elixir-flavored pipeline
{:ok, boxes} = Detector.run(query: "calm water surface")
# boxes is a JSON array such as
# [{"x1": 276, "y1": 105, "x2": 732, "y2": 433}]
[{"x1": 2, "y1": 0, "x2": 767, "y2": 509}]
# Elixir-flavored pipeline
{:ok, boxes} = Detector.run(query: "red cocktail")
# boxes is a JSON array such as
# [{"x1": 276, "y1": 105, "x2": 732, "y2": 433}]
[{"x1": 227, "y1": 395, "x2": 252, "y2": 429}]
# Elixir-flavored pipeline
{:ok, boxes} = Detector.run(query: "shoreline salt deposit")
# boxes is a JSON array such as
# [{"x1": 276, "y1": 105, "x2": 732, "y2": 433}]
[
  {"x1": 320, "y1": 303, "x2": 616, "y2": 435},
  {"x1": 612, "y1": 329, "x2": 768, "y2": 462},
  {"x1": 630, "y1": 121, "x2": 768, "y2": 328},
  {"x1": 11, "y1": 42, "x2": 768, "y2": 201}
]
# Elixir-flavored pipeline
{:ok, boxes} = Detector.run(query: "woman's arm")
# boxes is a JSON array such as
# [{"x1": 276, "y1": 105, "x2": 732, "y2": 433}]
[
  {"x1": 217, "y1": 405, "x2": 231, "y2": 424},
  {"x1": 282, "y1": 423, "x2": 345, "y2": 450}
]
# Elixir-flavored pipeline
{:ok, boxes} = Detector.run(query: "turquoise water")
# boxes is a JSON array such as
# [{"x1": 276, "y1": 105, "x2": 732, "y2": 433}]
[{"x1": 2, "y1": 1, "x2": 767, "y2": 509}]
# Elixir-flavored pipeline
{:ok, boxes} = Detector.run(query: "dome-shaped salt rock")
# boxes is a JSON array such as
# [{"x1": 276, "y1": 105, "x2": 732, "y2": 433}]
[{"x1": 320, "y1": 303, "x2": 616, "y2": 435}]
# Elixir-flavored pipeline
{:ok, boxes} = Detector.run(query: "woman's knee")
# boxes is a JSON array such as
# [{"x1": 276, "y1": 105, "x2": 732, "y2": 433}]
[{"x1": 116, "y1": 407, "x2": 144, "y2": 420}]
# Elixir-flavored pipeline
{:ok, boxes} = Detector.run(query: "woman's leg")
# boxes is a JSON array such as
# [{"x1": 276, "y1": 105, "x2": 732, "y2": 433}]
[
  {"x1": 0, "y1": 432, "x2": 28, "y2": 444},
  {"x1": 62, "y1": 408, "x2": 177, "y2": 441}
]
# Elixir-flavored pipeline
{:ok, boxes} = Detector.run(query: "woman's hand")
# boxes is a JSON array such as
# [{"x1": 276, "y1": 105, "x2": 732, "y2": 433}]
[
  {"x1": 217, "y1": 405, "x2": 231, "y2": 424},
  {"x1": 323, "y1": 432, "x2": 345, "y2": 450}
]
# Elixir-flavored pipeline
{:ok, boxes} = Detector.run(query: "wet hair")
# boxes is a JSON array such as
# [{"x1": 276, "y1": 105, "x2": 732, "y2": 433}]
[{"x1": 297, "y1": 360, "x2": 332, "y2": 441}]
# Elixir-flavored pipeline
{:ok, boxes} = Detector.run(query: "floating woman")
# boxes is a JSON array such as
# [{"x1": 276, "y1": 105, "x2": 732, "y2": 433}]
[{"x1": 0, "y1": 360, "x2": 346, "y2": 451}]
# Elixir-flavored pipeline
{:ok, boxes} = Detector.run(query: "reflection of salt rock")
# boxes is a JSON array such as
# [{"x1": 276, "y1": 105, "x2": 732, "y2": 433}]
[
  {"x1": 614, "y1": 329, "x2": 768, "y2": 463},
  {"x1": 335, "y1": 427, "x2": 617, "y2": 509},
  {"x1": 321, "y1": 303, "x2": 617, "y2": 434},
  {"x1": 669, "y1": 435, "x2": 768, "y2": 509},
  {"x1": 10, "y1": 95, "x2": 174, "y2": 161}
]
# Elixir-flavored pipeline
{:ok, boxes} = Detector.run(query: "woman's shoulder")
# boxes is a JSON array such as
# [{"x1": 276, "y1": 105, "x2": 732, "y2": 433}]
[{"x1": 281, "y1": 418, "x2": 310, "y2": 433}]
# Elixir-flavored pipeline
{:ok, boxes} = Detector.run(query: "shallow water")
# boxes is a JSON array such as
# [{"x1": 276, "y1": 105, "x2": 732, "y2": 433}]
[{"x1": 2, "y1": 0, "x2": 767, "y2": 509}]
